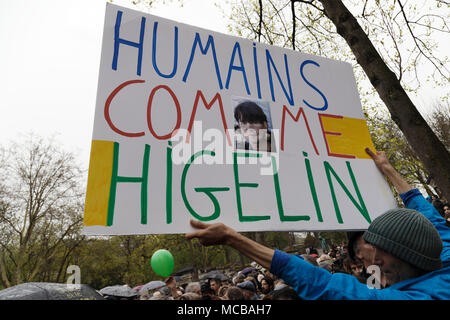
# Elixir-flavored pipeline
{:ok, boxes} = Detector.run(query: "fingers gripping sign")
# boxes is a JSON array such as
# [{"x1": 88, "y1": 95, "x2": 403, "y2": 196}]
[
  {"x1": 185, "y1": 219, "x2": 232, "y2": 246},
  {"x1": 365, "y1": 147, "x2": 412, "y2": 193},
  {"x1": 365, "y1": 148, "x2": 392, "y2": 172}
]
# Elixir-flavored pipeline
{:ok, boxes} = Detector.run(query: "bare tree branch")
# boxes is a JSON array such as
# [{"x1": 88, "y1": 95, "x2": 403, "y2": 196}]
[{"x1": 397, "y1": 0, "x2": 449, "y2": 78}]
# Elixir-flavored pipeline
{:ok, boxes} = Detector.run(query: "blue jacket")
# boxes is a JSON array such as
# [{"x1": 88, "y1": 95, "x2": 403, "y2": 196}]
[{"x1": 269, "y1": 189, "x2": 450, "y2": 299}]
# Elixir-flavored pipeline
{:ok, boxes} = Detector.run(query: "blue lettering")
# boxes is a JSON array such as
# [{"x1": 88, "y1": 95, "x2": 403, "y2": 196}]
[
  {"x1": 253, "y1": 43, "x2": 262, "y2": 99},
  {"x1": 225, "y1": 42, "x2": 250, "y2": 95},
  {"x1": 182, "y1": 33, "x2": 223, "y2": 89},
  {"x1": 300, "y1": 60, "x2": 328, "y2": 111},
  {"x1": 152, "y1": 22, "x2": 178, "y2": 78},
  {"x1": 266, "y1": 50, "x2": 294, "y2": 105},
  {"x1": 112, "y1": 10, "x2": 146, "y2": 76}
]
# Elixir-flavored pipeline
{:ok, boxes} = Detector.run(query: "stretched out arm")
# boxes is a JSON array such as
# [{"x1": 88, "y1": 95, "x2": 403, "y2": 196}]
[
  {"x1": 365, "y1": 148, "x2": 413, "y2": 194},
  {"x1": 185, "y1": 220, "x2": 274, "y2": 269}
]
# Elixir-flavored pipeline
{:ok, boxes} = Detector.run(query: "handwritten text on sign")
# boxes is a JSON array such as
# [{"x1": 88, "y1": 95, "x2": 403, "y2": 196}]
[{"x1": 82, "y1": 4, "x2": 397, "y2": 235}]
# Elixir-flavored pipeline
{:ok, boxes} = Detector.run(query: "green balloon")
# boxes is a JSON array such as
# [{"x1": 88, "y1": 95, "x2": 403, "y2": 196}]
[{"x1": 151, "y1": 249, "x2": 174, "y2": 277}]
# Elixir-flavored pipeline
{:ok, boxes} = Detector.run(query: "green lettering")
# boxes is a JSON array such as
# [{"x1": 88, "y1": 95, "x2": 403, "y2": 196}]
[
  {"x1": 233, "y1": 152, "x2": 270, "y2": 222},
  {"x1": 181, "y1": 150, "x2": 229, "y2": 221},
  {"x1": 166, "y1": 142, "x2": 173, "y2": 224},
  {"x1": 107, "y1": 142, "x2": 150, "y2": 226},
  {"x1": 303, "y1": 151, "x2": 323, "y2": 222},
  {"x1": 324, "y1": 161, "x2": 370, "y2": 224},
  {"x1": 273, "y1": 156, "x2": 310, "y2": 221}
]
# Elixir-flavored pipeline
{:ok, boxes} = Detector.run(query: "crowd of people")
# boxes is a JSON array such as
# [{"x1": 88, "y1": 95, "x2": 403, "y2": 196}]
[{"x1": 121, "y1": 243, "x2": 366, "y2": 301}]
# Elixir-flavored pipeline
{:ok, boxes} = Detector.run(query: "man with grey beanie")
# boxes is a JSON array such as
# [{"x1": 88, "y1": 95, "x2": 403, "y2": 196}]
[{"x1": 186, "y1": 148, "x2": 450, "y2": 299}]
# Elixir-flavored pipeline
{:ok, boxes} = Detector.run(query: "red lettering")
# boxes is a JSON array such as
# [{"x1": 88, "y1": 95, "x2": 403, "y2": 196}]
[
  {"x1": 147, "y1": 85, "x2": 182, "y2": 140},
  {"x1": 104, "y1": 80, "x2": 146, "y2": 137},
  {"x1": 186, "y1": 91, "x2": 231, "y2": 146},
  {"x1": 281, "y1": 105, "x2": 319, "y2": 155}
]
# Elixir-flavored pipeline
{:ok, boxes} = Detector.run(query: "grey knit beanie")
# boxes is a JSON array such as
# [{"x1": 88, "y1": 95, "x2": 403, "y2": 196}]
[{"x1": 363, "y1": 208, "x2": 442, "y2": 271}]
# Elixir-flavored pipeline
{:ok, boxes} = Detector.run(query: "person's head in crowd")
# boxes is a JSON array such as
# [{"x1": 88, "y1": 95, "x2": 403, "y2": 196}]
[
  {"x1": 217, "y1": 285, "x2": 229, "y2": 299},
  {"x1": 300, "y1": 254, "x2": 319, "y2": 267},
  {"x1": 343, "y1": 256, "x2": 365, "y2": 282},
  {"x1": 179, "y1": 292, "x2": 202, "y2": 300},
  {"x1": 444, "y1": 204, "x2": 450, "y2": 225},
  {"x1": 159, "y1": 286, "x2": 171, "y2": 296},
  {"x1": 260, "y1": 276, "x2": 274, "y2": 295},
  {"x1": 200, "y1": 281, "x2": 216, "y2": 298},
  {"x1": 349, "y1": 257, "x2": 364, "y2": 276},
  {"x1": 271, "y1": 286, "x2": 301, "y2": 300},
  {"x1": 432, "y1": 197, "x2": 445, "y2": 216},
  {"x1": 274, "y1": 279, "x2": 287, "y2": 291},
  {"x1": 237, "y1": 280, "x2": 257, "y2": 300},
  {"x1": 244, "y1": 276, "x2": 258, "y2": 292},
  {"x1": 209, "y1": 278, "x2": 221, "y2": 295},
  {"x1": 443, "y1": 203, "x2": 450, "y2": 217},
  {"x1": 225, "y1": 286, "x2": 245, "y2": 300},
  {"x1": 329, "y1": 251, "x2": 336, "y2": 259},
  {"x1": 343, "y1": 245, "x2": 349, "y2": 255},
  {"x1": 185, "y1": 282, "x2": 201, "y2": 295},
  {"x1": 363, "y1": 208, "x2": 443, "y2": 287},
  {"x1": 347, "y1": 231, "x2": 374, "y2": 270}
]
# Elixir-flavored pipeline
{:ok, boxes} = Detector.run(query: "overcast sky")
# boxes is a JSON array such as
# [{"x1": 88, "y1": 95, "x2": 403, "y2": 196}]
[
  {"x1": 0, "y1": 0, "x2": 229, "y2": 169},
  {"x1": 1, "y1": 0, "x2": 448, "y2": 170}
]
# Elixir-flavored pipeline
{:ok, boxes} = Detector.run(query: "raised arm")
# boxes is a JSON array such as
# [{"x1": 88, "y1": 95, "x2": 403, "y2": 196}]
[
  {"x1": 365, "y1": 147, "x2": 413, "y2": 194},
  {"x1": 185, "y1": 220, "x2": 274, "y2": 269},
  {"x1": 366, "y1": 148, "x2": 450, "y2": 264}
]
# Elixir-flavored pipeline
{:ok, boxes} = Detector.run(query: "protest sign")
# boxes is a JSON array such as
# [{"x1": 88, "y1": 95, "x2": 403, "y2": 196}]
[{"x1": 83, "y1": 3, "x2": 397, "y2": 235}]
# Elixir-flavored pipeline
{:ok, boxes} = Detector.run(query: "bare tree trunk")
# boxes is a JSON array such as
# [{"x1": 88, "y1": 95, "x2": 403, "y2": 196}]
[
  {"x1": 0, "y1": 253, "x2": 11, "y2": 288},
  {"x1": 319, "y1": 0, "x2": 450, "y2": 201},
  {"x1": 223, "y1": 245, "x2": 231, "y2": 265},
  {"x1": 187, "y1": 240, "x2": 199, "y2": 281},
  {"x1": 238, "y1": 252, "x2": 247, "y2": 267},
  {"x1": 255, "y1": 232, "x2": 266, "y2": 246}
]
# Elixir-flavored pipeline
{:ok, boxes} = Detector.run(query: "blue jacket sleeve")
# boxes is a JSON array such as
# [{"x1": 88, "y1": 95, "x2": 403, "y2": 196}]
[
  {"x1": 400, "y1": 189, "x2": 450, "y2": 265},
  {"x1": 270, "y1": 250, "x2": 432, "y2": 300}
]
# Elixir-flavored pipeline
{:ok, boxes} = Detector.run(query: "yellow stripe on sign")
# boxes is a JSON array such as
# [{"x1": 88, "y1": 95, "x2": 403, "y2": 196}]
[
  {"x1": 320, "y1": 115, "x2": 375, "y2": 159},
  {"x1": 83, "y1": 140, "x2": 115, "y2": 226}
]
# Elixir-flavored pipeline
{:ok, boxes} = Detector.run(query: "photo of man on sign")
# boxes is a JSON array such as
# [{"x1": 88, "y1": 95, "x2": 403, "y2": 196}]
[{"x1": 233, "y1": 98, "x2": 274, "y2": 153}]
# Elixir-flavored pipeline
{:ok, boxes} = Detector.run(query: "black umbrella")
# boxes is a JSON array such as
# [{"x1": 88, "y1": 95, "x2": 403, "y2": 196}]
[
  {"x1": 139, "y1": 280, "x2": 166, "y2": 293},
  {"x1": 173, "y1": 276, "x2": 185, "y2": 283},
  {"x1": 200, "y1": 270, "x2": 229, "y2": 281},
  {"x1": 99, "y1": 285, "x2": 139, "y2": 298},
  {"x1": 0, "y1": 282, "x2": 104, "y2": 300},
  {"x1": 173, "y1": 266, "x2": 194, "y2": 276}
]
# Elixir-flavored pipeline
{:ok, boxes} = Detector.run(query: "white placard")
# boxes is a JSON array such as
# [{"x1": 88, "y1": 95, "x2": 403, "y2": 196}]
[{"x1": 82, "y1": 3, "x2": 397, "y2": 236}]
